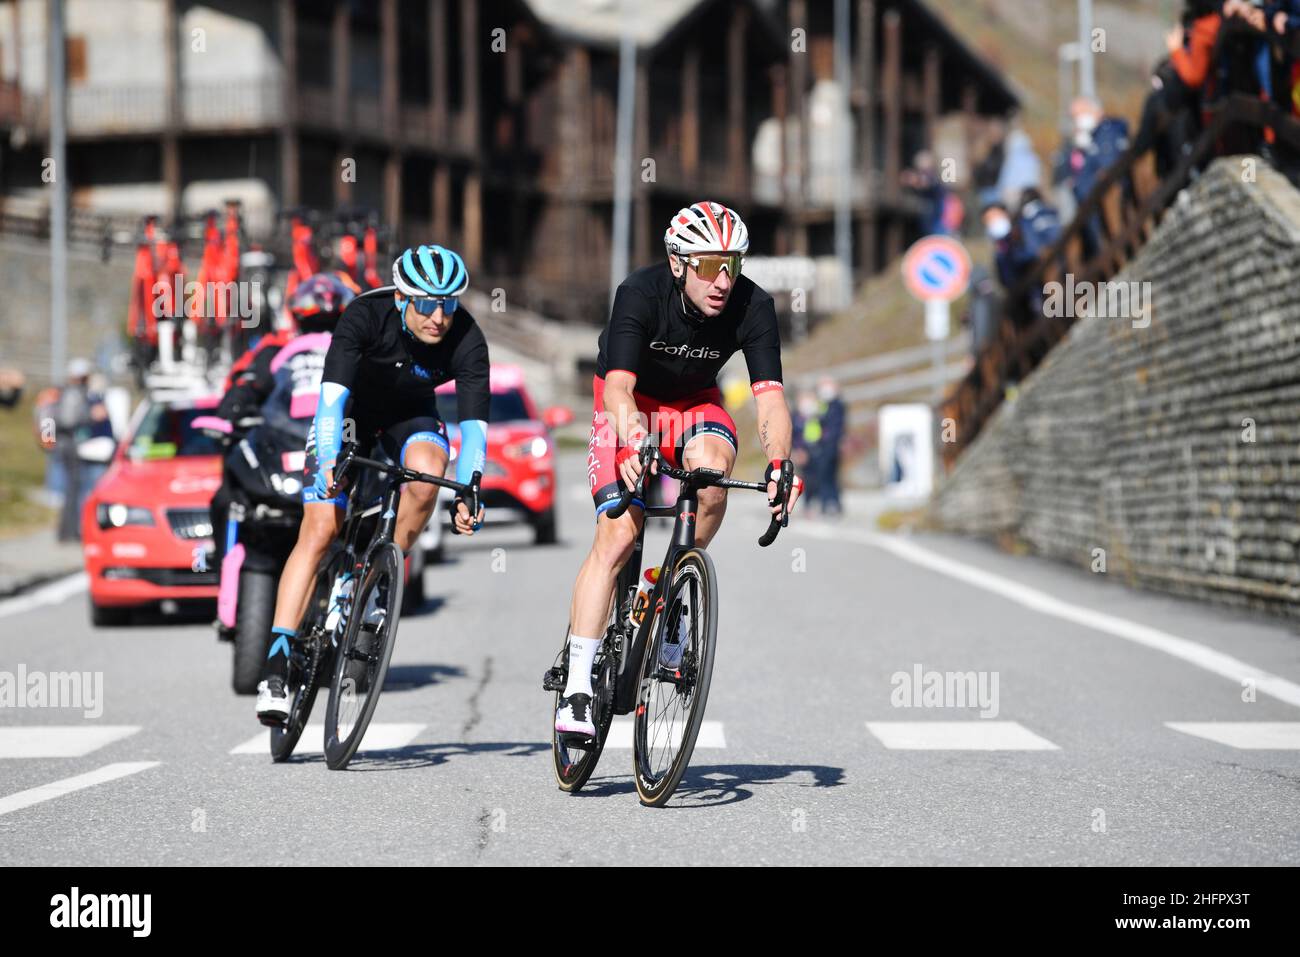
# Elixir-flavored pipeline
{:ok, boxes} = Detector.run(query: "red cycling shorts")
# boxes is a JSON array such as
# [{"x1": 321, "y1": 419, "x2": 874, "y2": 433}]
[{"x1": 587, "y1": 374, "x2": 738, "y2": 515}]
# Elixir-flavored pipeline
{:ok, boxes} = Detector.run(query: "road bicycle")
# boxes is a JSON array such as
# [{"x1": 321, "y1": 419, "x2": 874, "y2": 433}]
[
  {"x1": 269, "y1": 442, "x2": 480, "y2": 769},
  {"x1": 543, "y1": 446, "x2": 793, "y2": 806}
]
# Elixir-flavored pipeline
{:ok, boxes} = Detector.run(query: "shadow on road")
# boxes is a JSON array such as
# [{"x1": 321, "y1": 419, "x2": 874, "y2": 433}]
[
  {"x1": 326, "y1": 740, "x2": 550, "y2": 771},
  {"x1": 399, "y1": 595, "x2": 447, "y2": 617},
  {"x1": 382, "y1": 663, "x2": 468, "y2": 692},
  {"x1": 573, "y1": 763, "x2": 846, "y2": 807}
]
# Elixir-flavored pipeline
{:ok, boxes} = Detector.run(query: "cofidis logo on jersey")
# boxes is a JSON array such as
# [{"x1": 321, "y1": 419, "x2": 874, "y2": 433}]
[{"x1": 650, "y1": 341, "x2": 721, "y2": 360}]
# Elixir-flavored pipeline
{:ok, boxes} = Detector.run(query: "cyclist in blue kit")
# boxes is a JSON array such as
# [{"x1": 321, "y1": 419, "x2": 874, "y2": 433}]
[{"x1": 256, "y1": 244, "x2": 491, "y2": 724}]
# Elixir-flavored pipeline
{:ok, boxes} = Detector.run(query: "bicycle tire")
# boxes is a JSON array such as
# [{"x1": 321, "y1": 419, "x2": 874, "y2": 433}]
[
  {"x1": 323, "y1": 542, "x2": 404, "y2": 770},
  {"x1": 270, "y1": 549, "x2": 345, "y2": 762},
  {"x1": 632, "y1": 549, "x2": 718, "y2": 807}
]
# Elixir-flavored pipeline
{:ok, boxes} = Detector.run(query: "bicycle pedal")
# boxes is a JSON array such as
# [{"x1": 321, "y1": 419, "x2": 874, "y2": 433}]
[
  {"x1": 542, "y1": 667, "x2": 566, "y2": 692},
  {"x1": 559, "y1": 731, "x2": 596, "y2": 750}
]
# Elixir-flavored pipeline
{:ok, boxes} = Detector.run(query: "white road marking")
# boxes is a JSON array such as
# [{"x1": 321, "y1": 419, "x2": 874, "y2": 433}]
[
  {"x1": 0, "y1": 762, "x2": 159, "y2": 817},
  {"x1": 0, "y1": 725, "x2": 140, "y2": 759},
  {"x1": 0, "y1": 573, "x2": 88, "y2": 620},
  {"x1": 801, "y1": 525, "x2": 1300, "y2": 709},
  {"x1": 229, "y1": 722, "x2": 425, "y2": 755},
  {"x1": 1166, "y1": 722, "x2": 1300, "y2": 749},
  {"x1": 604, "y1": 719, "x2": 726, "y2": 749},
  {"x1": 866, "y1": 721, "x2": 1059, "y2": 750}
]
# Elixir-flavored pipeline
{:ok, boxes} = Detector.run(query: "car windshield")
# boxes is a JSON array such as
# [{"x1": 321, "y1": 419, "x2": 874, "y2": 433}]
[
  {"x1": 127, "y1": 404, "x2": 223, "y2": 460},
  {"x1": 436, "y1": 388, "x2": 530, "y2": 424}
]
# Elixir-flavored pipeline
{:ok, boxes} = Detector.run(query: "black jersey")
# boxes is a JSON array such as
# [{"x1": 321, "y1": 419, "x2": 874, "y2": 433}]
[
  {"x1": 595, "y1": 261, "x2": 782, "y2": 400},
  {"x1": 322, "y1": 291, "x2": 491, "y2": 423}
]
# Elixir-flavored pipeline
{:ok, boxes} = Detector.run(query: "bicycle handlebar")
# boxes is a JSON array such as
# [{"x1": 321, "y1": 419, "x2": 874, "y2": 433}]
[
  {"x1": 604, "y1": 445, "x2": 792, "y2": 547},
  {"x1": 330, "y1": 444, "x2": 481, "y2": 512}
]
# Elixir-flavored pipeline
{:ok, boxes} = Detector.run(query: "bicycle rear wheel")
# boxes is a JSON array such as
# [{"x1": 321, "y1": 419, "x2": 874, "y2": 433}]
[
  {"x1": 550, "y1": 633, "x2": 615, "y2": 792},
  {"x1": 633, "y1": 549, "x2": 718, "y2": 807},
  {"x1": 323, "y1": 542, "x2": 404, "y2": 770},
  {"x1": 271, "y1": 549, "x2": 345, "y2": 762}
]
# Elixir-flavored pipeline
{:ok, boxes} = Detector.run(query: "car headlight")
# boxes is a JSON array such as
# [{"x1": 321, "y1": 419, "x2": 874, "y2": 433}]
[
  {"x1": 504, "y1": 437, "x2": 550, "y2": 461},
  {"x1": 96, "y1": 503, "x2": 155, "y2": 529}
]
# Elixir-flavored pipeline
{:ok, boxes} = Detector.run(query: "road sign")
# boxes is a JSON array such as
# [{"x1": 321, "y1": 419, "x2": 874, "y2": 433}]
[{"x1": 902, "y1": 235, "x2": 971, "y2": 304}]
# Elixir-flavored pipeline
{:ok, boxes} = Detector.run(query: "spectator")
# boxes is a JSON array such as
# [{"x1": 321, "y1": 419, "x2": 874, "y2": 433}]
[
  {"x1": 982, "y1": 201, "x2": 1020, "y2": 290},
  {"x1": 900, "y1": 150, "x2": 950, "y2": 236},
  {"x1": 1132, "y1": 0, "x2": 1224, "y2": 176},
  {"x1": 995, "y1": 128, "x2": 1043, "y2": 209},
  {"x1": 815, "y1": 376, "x2": 846, "y2": 517},
  {"x1": 1055, "y1": 97, "x2": 1131, "y2": 259},
  {"x1": 791, "y1": 388, "x2": 821, "y2": 505},
  {"x1": 973, "y1": 121, "x2": 1008, "y2": 210},
  {"x1": 45, "y1": 359, "x2": 114, "y2": 542},
  {"x1": 983, "y1": 190, "x2": 1062, "y2": 316},
  {"x1": 1223, "y1": 0, "x2": 1300, "y2": 160},
  {"x1": 965, "y1": 265, "x2": 1000, "y2": 359},
  {"x1": 0, "y1": 368, "x2": 23, "y2": 408}
]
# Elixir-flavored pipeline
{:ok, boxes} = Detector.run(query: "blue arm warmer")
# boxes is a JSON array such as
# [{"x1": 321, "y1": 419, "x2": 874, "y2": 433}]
[
  {"x1": 312, "y1": 381, "x2": 351, "y2": 467},
  {"x1": 456, "y1": 419, "x2": 487, "y2": 486}
]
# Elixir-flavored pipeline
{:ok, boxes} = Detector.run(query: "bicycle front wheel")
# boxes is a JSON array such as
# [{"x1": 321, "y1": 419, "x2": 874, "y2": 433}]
[
  {"x1": 323, "y1": 542, "x2": 404, "y2": 770},
  {"x1": 632, "y1": 548, "x2": 718, "y2": 807}
]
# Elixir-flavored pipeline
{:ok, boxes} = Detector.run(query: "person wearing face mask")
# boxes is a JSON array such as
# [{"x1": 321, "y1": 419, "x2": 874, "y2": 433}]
[
  {"x1": 982, "y1": 202, "x2": 1018, "y2": 290},
  {"x1": 1054, "y1": 97, "x2": 1130, "y2": 260},
  {"x1": 983, "y1": 191, "x2": 1062, "y2": 318}
]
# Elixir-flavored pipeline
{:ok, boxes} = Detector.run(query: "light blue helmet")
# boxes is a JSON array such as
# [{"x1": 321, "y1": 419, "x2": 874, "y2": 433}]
[{"x1": 392, "y1": 244, "x2": 469, "y2": 298}]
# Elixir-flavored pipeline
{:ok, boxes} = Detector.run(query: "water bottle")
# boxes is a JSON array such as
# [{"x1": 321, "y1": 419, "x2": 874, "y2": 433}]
[{"x1": 629, "y1": 566, "x2": 660, "y2": 628}]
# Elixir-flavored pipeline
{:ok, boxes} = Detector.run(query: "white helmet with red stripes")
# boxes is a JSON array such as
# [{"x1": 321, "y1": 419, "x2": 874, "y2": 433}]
[{"x1": 664, "y1": 201, "x2": 750, "y2": 256}]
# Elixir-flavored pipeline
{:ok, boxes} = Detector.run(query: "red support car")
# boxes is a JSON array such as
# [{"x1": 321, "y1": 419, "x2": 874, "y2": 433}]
[
  {"x1": 434, "y1": 365, "x2": 573, "y2": 545},
  {"x1": 81, "y1": 394, "x2": 224, "y2": 626}
]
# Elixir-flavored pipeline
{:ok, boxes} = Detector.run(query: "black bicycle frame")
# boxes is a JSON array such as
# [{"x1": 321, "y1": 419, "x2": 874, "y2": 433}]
[
  {"x1": 332, "y1": 444, "x2": 481, "y2": 562},
  {"x1": 608, "y1": 460, "x2": 783, "y2": 714}
]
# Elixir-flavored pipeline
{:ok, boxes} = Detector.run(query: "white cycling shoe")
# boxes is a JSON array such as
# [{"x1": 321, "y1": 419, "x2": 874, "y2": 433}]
[
  {"x1": 256, "y1": 676, "x2": 290, "y2": 725},
  {"x1": 555, "y1": 693, "x2": 596, "y2": 737}
]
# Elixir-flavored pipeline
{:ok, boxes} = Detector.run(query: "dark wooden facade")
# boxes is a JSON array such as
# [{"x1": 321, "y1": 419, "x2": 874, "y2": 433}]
[{"x1": 0, "y1": 0, "x2": 1017, "y2": 324}]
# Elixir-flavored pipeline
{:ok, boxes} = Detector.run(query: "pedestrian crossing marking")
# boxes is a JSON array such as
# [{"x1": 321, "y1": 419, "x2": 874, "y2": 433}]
[
  {"x1": 1165, "y1": 722, "x2": 1300, "y2": 750},
  {"x1": 0, "y1": 762, "x2": 159, "y2": 817},
  {"x1": 229, "y1": 723, "x2": 426, "y2": 755},
  {"x1": 0, "y1": 725, "x2": 141, "y2": 759},
  {"x1": 603, "y1": 719, "x2": 726, "y2": 749},
  {"x1": 866, "y1": 721, "x2": 1059, "y2": 750}
]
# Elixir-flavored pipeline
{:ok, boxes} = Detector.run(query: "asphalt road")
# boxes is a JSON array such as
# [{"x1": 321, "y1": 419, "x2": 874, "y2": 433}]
[{"x1": 2, "y1": 452, "x2": 1299, "y2": 865}]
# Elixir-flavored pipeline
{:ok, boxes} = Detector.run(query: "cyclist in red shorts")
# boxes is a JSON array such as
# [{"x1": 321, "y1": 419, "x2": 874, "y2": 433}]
[{"x1": 556, "y1": 201, "x2": 804, "y2": 736}]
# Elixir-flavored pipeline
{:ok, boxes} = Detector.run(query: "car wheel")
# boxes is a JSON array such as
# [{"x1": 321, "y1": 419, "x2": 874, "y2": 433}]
[
  {"x1": 233, "y1": 568, "x2": 276, "y2": 695},
  {"x1": 90, "y1": 600, "x2": 132, "y2": 628},
  {"x1": 533, "y1": 507, "x2": 558, "y2": 545}
]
